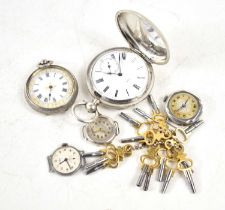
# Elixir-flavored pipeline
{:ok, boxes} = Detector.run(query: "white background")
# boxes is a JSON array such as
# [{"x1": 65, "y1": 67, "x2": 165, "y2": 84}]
[{"x1": 0, "y1": 0, "x2": 225, "y2": 210}]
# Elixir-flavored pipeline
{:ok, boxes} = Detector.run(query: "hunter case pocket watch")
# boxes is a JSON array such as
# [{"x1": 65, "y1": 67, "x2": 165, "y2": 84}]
[
  {"x1": 25, "y1": 60, "x2": 78, "y2": 114},
  {"x1": 87, "y1": 10, "x2": 169, "y2": 109}
]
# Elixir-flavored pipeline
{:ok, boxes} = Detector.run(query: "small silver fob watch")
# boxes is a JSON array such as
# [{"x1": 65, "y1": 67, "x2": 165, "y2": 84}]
[
  {"x1": 86, "y1": 10, "x2": 169, "y2": 108},
  {"x1": 25, "y1": 60, "x2": 78, "y2": 114}
]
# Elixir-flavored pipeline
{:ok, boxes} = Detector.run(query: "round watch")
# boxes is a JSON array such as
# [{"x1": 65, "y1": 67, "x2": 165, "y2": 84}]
[
  {"x1": 47, "y1": 143, "x2": 105, "y2": 176},
  {"x1": 87, "y1": 10, "x2": 169, "y2": 109},
  {"x1": 25, "y1": 60, "x2": 78, "y2": 114},
  {"x1": 73, "y1": 100, "x2": 120, "y2": 145},
  {"x1": 48, "y1": 143, "x2": 83, "y2": 175},
  {"x1": 164, "y1": 90, "x2": 203, "y2": 125},
  {"x1": 82, "y1": 115, "x2": 119, "y2": 144}
]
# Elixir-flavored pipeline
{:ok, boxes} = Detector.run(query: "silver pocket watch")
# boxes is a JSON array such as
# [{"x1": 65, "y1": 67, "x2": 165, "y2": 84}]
[
  {"x1": 47, "y1": 143, "x2": 105, "y2": 176},
  {"x1": 86, "y1": 10, "x2": 169, "y2": 108},
  {"x1": 25, "y1": 60, "x2": 78, "y2": 114},
  {"x1": 72, "y1": 99, "x2": 119, "y2": 145}
]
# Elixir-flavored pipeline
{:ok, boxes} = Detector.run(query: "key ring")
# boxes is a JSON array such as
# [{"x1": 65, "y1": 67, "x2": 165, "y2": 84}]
[
  {"x1": 174, "y1": 128, "x2": 188, "y2": 144},
  {"x1": 140, "y1": 155, "x2": 159, "y2": 169},
  {"x1": 157, "y1": 148, "x2": 167, "y2": 159},
  {"x1": 72, "y1": 99, "x2": 100, "y2": 123},
  {"x1": 177, "y1": 158, "x2": 193, "y2": 171},
  {"x1": 165, "y1": 159, "x2": 178, "y2": 171}
]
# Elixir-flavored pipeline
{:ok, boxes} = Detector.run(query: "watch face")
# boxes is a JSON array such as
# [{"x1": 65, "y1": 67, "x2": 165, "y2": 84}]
[
  {"x1": 85, "y1": 116, "x2": 118, "y2": 144},
  {"x1": 87, "y1": 48, "x2": 153, "y2": 108},
  {"x1": 168, "y1": 91, "x2": 200, "y2": 121},
  {"x1": 51, "y1": 145, "x2": 81, "y2": 175},
  {"x1": 25, "y1": 65, "x2": 78, "y2": 113}
]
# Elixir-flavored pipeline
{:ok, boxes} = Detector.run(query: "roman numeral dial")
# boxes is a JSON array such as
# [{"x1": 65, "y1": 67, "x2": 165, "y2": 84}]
[
  {"x1": 26, "y1": 65, "x2": 78, "y2": 112},
  {"x1": 90, "y1": 48, "x2": 152, "y2": 105}
]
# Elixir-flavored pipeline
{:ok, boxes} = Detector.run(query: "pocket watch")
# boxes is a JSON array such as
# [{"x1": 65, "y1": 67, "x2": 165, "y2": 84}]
[
  {"x1": 25, "y1": 60, "x2": 78, "y2": 114},
  {"x1": 72, "y1": 99, "x2": 119, "y2": 144},
  {"x1": 86, "y1": 10, "x2": 169, "y2": 109},
  {"x1": 164, "y1": 90, "x2": 203, "y2": 125},
  {"x1": 47, "y1": 143, "x2": 105, "y2": 176}
]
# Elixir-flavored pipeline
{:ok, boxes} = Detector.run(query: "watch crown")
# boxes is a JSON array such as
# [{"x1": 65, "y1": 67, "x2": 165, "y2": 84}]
[
  {"x1": 163, "y1": 95, "x2": 168, "y2": 102},
  {"x1": 38, "y1": 59, "x2": 53, "y2": 67}
]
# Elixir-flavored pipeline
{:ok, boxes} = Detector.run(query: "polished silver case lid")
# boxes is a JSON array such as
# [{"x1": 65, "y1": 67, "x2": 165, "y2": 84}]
[
  {"x1": 116, "y1": 10, "x2": 169, "y2": 65},
  {"x1": 164, "y1": 90, "x2": 203, "y2": 126}
]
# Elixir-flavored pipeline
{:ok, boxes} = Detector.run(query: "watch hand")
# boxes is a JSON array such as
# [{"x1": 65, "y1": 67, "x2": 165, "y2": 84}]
[
  {"x1": 107, "y1": 62, "x2": 112, "y2": 74},
  {"x1": 174, "y1": 105, "x2": 184, "y2": 112},
  {"x1": 184, "y1": 98, "x2": 189, "y2": 106},
  {"x1": 111, "y1": 53, "x2": 122, "y2": 76},
  {"x1": 97, "y1": 70, "x2": 118, "y2": 75},
  {"x1": 59, "y1": 158, "x2": 66, "y2": 165},
  {"x1": 175, "y1": 100, "x2": 189, "y2": 112},
  {"x1": 118, "y1": 53, "x2": 122, "y2": 76},
  {"x1": 48, "y1": 85, "x2": 53, "y2": 100},
  {"x1": 66, "y1": 160, "x2": 72, "y2": 169}
]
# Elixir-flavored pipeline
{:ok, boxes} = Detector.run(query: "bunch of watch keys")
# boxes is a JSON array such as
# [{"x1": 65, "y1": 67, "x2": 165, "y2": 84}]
[{"x1": 24, "y1": 10, "x2": 203, "y2": 193}]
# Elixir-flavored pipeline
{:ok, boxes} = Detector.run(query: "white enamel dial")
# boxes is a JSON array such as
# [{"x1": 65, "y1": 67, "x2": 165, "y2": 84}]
[
  {"x1": 51, "y1": 145, "x2": 81, "y2": 175},
  {"x1": 26, "y1": 65, "x2": 78, "y2": 113},
  {"x1": 87, "y1": 48, "x2": 153, "y2": 108}
]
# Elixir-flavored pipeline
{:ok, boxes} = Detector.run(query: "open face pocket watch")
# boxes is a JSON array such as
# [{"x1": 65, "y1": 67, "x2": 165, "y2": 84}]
[
  {"x1": 86, "y1": 10, "x2": 169, "y2": 109},
  {"x1": 25, "y1": 60, "x2": 78, "y2": 114}
]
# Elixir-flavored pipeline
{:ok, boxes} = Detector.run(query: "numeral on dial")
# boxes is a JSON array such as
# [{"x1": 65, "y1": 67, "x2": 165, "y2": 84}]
[
  {"x1": 103, "y1": 86, "x2": 109, "y2": 93},
  {"x1": 96, "y1": 78, "x2": 104, "y2": 83},
  {"x1": 115, "y1": 90, "x2": 118, "y2": 97},
  {"x1": 133, "y1": 84, "x2": 140, "y2": 90}
]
